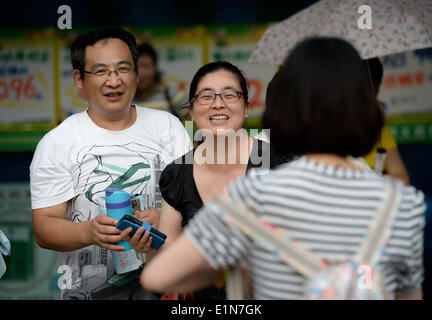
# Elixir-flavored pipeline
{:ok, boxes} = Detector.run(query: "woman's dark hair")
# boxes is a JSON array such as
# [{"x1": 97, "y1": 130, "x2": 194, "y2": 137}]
[
  {"x1": 137, "y1": 42, "x2": 160, "y2": 83},
  {"x1": 262, "y1": 37, "x2": 383, "y2": 158},
  {"x1": 71, "y1": 28, "x2": 138, "y2": 79},
  {"x1": 364, "y1": 57, "x2": 383, "y2": 96},
  {"x1": 188, "y1": 61, "x2": 249, "y2": 105}
]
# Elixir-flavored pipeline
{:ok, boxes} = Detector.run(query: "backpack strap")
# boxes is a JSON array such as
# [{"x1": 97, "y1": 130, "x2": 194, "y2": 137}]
[
  {"x1": 211, "y1": 196, "x2": 323, "y2": 299},
  {"x1": 210, "y1": 196, "x2": 324, "y2": 278},
  {"x1": 225, "y1": 266, "x2": 246, "y2": 300},
  {"x1": 355, "y1": 178, "x2": 402, "y2": 265},
  {"x1": 212, "y1": 178, "x2": 402, "y2": 299}
]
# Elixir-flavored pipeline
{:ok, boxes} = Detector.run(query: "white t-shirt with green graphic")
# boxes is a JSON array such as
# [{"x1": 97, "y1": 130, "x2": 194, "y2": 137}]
[{"x1": 30, "y1": 105, "x2": 192, "y2": 299}]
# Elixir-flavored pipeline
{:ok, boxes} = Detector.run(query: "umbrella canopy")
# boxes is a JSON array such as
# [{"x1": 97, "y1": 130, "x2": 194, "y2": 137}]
[{"x1": 249, "y1": 0, "x2": 432, "y2": 64}]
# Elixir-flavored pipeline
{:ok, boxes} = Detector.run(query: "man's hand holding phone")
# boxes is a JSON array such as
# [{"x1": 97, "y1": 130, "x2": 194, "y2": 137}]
[
  {"x1": 126, "y1": 227, "x2": 153, "y2": 253},
  {"x1": 115, "y1": 214, "x2": 167, "y2": 253}
]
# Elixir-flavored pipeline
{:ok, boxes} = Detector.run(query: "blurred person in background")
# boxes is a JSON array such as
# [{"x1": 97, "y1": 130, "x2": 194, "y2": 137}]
[
  {"x1": 363, "y1": 57, "x2": 410, "y2": 185},
  {"x1": 133, "y1": 42, "x2": 186, "y2": 118}
]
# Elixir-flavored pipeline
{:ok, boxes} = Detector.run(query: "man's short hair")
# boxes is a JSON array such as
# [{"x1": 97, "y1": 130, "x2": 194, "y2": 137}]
[
  {"x1": 137, "y1": 42, "x2": 158, "y2": 64},
  {"x1": 71, "y1": 28, "x2": 138, "y2": 79},
  {"x1": 137, "y1": 42, "x2": 160, "y2": 83}
]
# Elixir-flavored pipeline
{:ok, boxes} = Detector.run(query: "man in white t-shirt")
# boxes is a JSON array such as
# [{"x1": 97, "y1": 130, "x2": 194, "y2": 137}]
[{"x1": 30, "y1": 28, "x2": 192, "y2": 299}]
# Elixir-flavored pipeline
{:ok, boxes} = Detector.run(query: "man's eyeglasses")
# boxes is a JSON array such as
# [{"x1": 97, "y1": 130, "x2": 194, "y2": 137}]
[
  {"x1": 83, "y1": 66, "x2": 135, "y2": 78},
  {"x1": 193, "y1": 89, "x2": 244, "y2": 105}
]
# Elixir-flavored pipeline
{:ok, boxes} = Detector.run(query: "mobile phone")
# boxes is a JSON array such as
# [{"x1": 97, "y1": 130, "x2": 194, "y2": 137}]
[{"x1": 115, "y1": 214, "x2": 167, "y2": 250}]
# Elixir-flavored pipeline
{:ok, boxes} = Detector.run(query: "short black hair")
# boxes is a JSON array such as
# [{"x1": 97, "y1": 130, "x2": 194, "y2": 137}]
[
  {"x1": 364, "y1": 57, "x2": 383, "y2": 95},
  {"x1": 137, "y1": 42, "x2": 160, "y2": 83},
  {"x1": 137, "y1": 42, "x2": 158, "y2": 64},
  {"x1": 262, "y1": 37, "x2": 383, "y2": 158},
  {"x1": 189, "y1": 61, "x2": 249, "y2": 105},
  {"x1": 71, "y1": 28, "x2": 138, "y2": 79}
]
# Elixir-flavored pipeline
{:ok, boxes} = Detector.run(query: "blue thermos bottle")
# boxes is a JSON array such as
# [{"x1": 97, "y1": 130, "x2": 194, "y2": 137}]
[{"x1": 105, "y1": 188, "x2": 133, "y2": 251}]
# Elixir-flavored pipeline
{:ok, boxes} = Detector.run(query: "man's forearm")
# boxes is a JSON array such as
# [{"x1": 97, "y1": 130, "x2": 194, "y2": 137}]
[{"x1": 33, "y1": 214, "x2": 92, "y2": 251}]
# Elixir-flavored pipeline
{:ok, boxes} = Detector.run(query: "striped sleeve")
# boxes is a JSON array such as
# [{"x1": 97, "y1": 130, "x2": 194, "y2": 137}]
[
  {"x1": 226, "y1": 174, "x2": 264, "y2": 215},
  {"x1": 387, "y1": 186, "x2": 426, "y2": 295},
  {"x1": 184, "y1": 204, "x2": 254, "y2": 270}
]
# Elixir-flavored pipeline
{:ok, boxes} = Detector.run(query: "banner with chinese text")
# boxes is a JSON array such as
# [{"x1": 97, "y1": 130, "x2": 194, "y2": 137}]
[
  {"x1": 207, "y1": 25, "x2": 276, "y2": 126},
  {"x1": 380, "y1": 48, "x2": 432, "y2": 115},
  {"x1": 379, "y1": 48, "x2": 432, "y2": 143},
  {"x1": 0, "y1": 42, "x2": 58, "y2": 130}
]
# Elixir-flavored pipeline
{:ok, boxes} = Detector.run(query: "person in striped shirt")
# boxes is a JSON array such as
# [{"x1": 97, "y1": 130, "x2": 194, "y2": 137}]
[{"x1": 140, "y1": 37, "x2": 426, "y2": 300}]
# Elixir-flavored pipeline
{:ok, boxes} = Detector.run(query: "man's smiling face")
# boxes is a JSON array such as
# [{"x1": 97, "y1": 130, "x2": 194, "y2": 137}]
[{"x1": 74, "y1": 38, "x2": 138, "y2": 116}]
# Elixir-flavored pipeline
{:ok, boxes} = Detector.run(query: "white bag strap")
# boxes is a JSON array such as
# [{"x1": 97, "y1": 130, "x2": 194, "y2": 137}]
[
  {"x1": 209, "y1": 196, "x2": 324, "y2": 278},
  {"x1": 213, "y1": 178, "x2": 402, "y2": 299},
  {"x1": 356, "y1": 178, "x2": 402, "y2": 265},
  {"x1": 226, "y1": 266, "x2": 245, "y2": 300},
  {"x1": 212, "y1": 196, "x2": 321, "y2": 300}
]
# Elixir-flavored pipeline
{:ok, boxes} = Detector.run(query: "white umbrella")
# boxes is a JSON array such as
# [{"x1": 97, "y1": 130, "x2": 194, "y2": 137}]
[{"x1": 249, "y1": 0, "x2": 432, "y2": 64}]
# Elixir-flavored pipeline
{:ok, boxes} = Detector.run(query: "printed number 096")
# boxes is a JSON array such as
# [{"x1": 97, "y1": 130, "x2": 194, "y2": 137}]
[{"x1": 0, "y1": 75, "x2": 37, "y2": 100}]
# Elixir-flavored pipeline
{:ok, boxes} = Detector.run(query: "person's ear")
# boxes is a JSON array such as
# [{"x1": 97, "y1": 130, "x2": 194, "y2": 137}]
[{"x1": 73, "y1": 70, "x2": 83, "y2": 89}]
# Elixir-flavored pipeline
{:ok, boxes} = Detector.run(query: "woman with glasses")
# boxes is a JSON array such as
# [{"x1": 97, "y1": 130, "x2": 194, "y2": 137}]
[{"x1": 128, "y1": 61, "x2": 290, "y2": 299}]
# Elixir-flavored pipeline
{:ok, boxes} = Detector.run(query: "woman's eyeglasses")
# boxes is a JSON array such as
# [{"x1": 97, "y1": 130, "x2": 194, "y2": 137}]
[{"x1": 193, "y1": 89, "x2": 244, "y2": 105}]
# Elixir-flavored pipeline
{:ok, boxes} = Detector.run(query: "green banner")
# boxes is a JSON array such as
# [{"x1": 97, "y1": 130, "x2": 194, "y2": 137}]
[
  {"x1": 388, "y1": 123, "x2": 432, "y2": 143},
  {"x1": 387, "y1": 113, "x2": 432, "y2": 143},
  {"x1": 0, "y1": 131, "x2": 48, "y2": 151}
]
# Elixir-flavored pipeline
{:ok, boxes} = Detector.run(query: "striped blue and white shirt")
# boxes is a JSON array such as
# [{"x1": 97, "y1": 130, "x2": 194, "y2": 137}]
[{"x1": 185, "y1": 156, "x2": 426, "y2": 299}]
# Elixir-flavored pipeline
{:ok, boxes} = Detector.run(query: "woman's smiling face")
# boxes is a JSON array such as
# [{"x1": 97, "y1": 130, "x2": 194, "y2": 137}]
[{"x1": 189, "y1": 69, "x2": 248, "y2": 136}]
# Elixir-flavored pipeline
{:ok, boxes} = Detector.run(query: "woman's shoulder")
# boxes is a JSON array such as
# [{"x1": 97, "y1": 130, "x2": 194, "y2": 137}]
[
  {"x1": 160, "y1": 149, "x2": 197, "y2": 216},
  {"x1": 398, "y1": 183, "x2": 426, "y2": 220},
  {"x1": 169, "y1": 148, "x2": 195, "y2": 167},
  {"x1": 160, "y1": 149, "x2": 194, "y2": 189}
]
